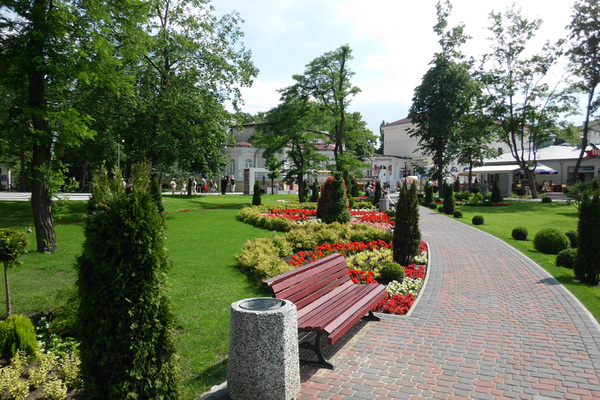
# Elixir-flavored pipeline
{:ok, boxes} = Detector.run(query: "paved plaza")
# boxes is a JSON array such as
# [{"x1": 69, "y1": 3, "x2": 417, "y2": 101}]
[{"x1": 205, "y1": 206, "x2": 600, "y2": 400}]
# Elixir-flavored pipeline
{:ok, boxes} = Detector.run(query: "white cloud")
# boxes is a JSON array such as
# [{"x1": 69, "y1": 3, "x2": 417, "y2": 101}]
[{"x1": 237, "y1": 79, "x2": 293, "y2": 114}]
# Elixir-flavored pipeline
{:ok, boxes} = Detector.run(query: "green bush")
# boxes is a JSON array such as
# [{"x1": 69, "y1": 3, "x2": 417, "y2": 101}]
[
  {"x1": 373, "y1": 181, "x2": 382, "y2": 206},
  {"x1": 252, "y1": 180, "x2": 261, "y2": 206},
  {"x1": 565, "y1": 230, "x2": 578, "y2": 248},
  {"x1": 483, "y1": 199, "x2": 493, "y2": 206},
  {"x1": 77, "y1": 164, "x2": 178, "y2": 399},
  {"x1": 470, "y1": 187, "x2": 480, "y2": 194},
  {"x1": 322, "y1": 172, "x2": 351, "y2": 224},
  {"x1": 514, "y1": 187, "x2": 527, "y2": 197},
  {"x1": 0, "y1": 314, "x2": 38, "y2": 359},
  {"x1": 472, "y1": 215, "x2": 484, "y2": 225},
  {"x1": 443, "y1": 184, "x2": 455, "y2": 215},
  {"x1": 541, "y1": 196, "x2": 552, "y2": 203},
  {"x1": 437, "y1": 205, "x2": 444, "y2": 213},
  {"x1": 379, "y1": 263, "x2": 405, "y2": 283},
  {"x1": 455, "y1": 191, "x2": 471, "y2": 201},
  {"x1": 556, "y1": 248, "x2": 577, "y2": 269},
  {"x1": 453, "y1": 210, "x2": 463, "y2": 218},
  {"x1": 491, "y1": 178, "x2": 503, "y2": 203},
  {"x1": 310, "y1": 182, "x2": 319, "y2": 202},
  {"x1": 424, "y1": 185, "x2": 433, "y2": 206},
  {"x1": 0, "y1": 228, "x2": 28, "y2": 317},
  {"x1": 428, "y1": 202, "x2": 437, "y2": 209},
  {"x1": 533, "y1": 228, "x2": 570, "y2": 255},
  {"x1": 511, "y1": 226, "x2": 528, "y2": 241},
  {"x1": 576, "y1": 189, "x2": 600, "y2": 285}
]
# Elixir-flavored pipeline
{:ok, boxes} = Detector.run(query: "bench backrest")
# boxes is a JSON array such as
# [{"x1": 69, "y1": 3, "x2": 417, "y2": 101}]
[{"x1": 263, "y1": 253, "x2": 351, "y2": 311}]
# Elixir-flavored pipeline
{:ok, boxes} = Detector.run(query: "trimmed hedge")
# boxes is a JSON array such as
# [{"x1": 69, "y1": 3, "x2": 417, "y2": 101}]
[
  {"x1": 533, "y1": 228, "x2": 570, "y2": 255},
  {"x1": 556, "y1": 248, "x2": 577, "y2": 269},
  {"x1": 472, "y1": 215, "x2": 484, "y2": 225},
  {"x1": 512, "y1": 226, "x2": 528, "y2": 241}
]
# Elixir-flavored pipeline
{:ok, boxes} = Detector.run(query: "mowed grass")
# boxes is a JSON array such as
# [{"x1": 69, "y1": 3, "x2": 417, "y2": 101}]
[
  {"x1": 453, "y1": 200, "x2": 600, "y2": 324},
  {"x1": 0, "y1": 193, "x2": 297, "y2": 399}
]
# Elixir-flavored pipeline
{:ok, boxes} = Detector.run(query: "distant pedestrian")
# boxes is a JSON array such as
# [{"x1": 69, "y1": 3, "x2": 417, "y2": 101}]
[
  {"x1": 170, "y1": 179, "x2": 176, "y2": 195},
  {"x1": 192, "y1": 178, "x2": 197, "y2": 195},
  {"x1": 230, "y1": 176, "x2": 235, "y2": 193},
  {"x1": 180, "y1": 181, "x2": 187, "y2": 195},
  {"x1": 220, "y1": 176, "x2": 227, "y2": 195}
]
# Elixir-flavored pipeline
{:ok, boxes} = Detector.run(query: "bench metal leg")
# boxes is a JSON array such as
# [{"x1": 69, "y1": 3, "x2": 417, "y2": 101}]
[
  {"x1": 299, "y1": 331, "x2": 334, "y2": 369},
  {"x1": 362, "y1": 310, "x2": 380, "y2": 321}
]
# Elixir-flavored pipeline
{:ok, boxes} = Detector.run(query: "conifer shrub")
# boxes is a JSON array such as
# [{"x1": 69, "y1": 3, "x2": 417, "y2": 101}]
[
  {"x1": 373, "y1": 181, "x2": 382, "y2": 205},
  {"x1": 150, "y1": 177, "x2": 164, "y2": 213},
  {"x1": 379, "y1": 263, "x2": 405, "y2": 283},
  {"x1": 453, "y1": 179, "x2": 460, "y2": 193},
  {"x1": 533, "y1": 228, "x2": 570, "y2": 255},
  {"x1": 514, "y1": 187, "x2": 527, "y2": 197},
  {"x1": 556, "y1": 248, "x2": 577, "y2": 269},
  {"x1": 443, "y1": 184, "x2": 455, "y2": 215},
  {"x1": 428, "y1": 202, "x2": 437, "y2": 209},
  {"x1": 0, "y1": 314, "x2": 38, "y2": 359},
  {"x1": 393, "y1": 182, "x2": 421, "y2": 266},
  {"x1": 491, "y1": 178, "x2": 503, "y2": 203},
  {"x1": 576, "y1": 190, "x2": 600, "y2": 285},
  {"x1": 453, "y1": 210, "x2": 463, "y2": 218},
  {"x1": 565, "y1": 230, "x2": 578, "y2": 248},
  {"x1": 316, "y1": 176, "x2": 334, "y2": 218},
  {"x1": 437, "y1": 205, "x2": 444, "y2": 213},
  {"x1": 252, "y1": 180, "x2": 261, "y2": 206},
  {"x1": 512, "y1": 226, "x2": 528, "y2": 241},
  {"x1": 350, "y1": 178, "x2": 360, "y2": 197},
  {"x1": 472, "y1": 215, "x2": 484, "y2": 225},
  {"x1": 310, "y1": 181, "x2": 319, "y2": 202},
  {"x1": 424, "y1": 184, "x2": 433, "y2": 206},
  {"x1": 322, "y1": 172, "x2": 351, "y2": 224},
  {"x1": 77, "y1": 165, "x2": 178, "y2": 399}
]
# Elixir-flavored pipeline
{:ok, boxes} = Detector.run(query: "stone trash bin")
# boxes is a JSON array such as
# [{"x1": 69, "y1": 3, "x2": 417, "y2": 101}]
[
  {"x1": 228, "y1": 298, "x2": 300, "y2": 400},
  {"x1": 379, "y1": 196, "x2": 389, "y2": 211}
]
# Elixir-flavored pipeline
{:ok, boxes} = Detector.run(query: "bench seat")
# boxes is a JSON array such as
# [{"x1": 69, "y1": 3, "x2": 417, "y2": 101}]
[{"x1": 263, "y1": 253, "x2": 387, "y2": 368}]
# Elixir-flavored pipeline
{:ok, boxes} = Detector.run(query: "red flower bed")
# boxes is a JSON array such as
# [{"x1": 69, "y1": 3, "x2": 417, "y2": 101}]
[
  {"x1": 262, "y1": 208, "x2": 317, "y2": 221},
  {"x1": 288, "y1": 239, "x2": 392, "y2": 267},
  {"x1": 374, "y1": 293, "x2": 415, "y2": 315},
  {"x1": 349, "y1": 269, "x2": 376, "y2": 284},
  {"x1": 350, "y1": 210, "x2": 393, "y2": 224},
  {"x1": 404, "y1": 264, "x2": 426, "y2": 280}
]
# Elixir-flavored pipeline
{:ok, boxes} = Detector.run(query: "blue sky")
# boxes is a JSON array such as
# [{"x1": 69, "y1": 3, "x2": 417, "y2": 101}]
[{"x1": 213, "y1": 0, "x2": 580, "y2": 135}]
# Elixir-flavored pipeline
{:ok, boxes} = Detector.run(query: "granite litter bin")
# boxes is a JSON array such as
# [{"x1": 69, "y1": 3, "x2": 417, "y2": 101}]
[{"x1": 228, "y1": 297, "x2": 300, "y2": 400}]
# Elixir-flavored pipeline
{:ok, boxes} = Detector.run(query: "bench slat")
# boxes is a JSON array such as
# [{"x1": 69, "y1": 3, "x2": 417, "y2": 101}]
[
  {"x1": 263, "y1": 253, "x2": 345, "y2": 290},
  {"x1": 275, "y1": 262, "x2": 349, "y2": 302},
  {"x1": 296, "y1": 280, "x2": 356, "y2": 322}
]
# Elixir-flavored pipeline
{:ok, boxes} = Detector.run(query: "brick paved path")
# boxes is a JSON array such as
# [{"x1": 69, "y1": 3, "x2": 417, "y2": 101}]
[{"x1": 297, "y1": 208, "x2": 600, "y2": 400}]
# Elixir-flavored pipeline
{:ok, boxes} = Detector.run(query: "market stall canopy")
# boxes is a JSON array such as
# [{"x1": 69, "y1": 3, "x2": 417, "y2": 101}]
[
  {"x1": 400, "y1": 175, "x2": 419, "y2": 183},
  {"x1": 464, "y1": 165, "x2": 521, "y2": 175},
  {"x1": 519, "y1": 163, "x2": 557, "y2": 175}
]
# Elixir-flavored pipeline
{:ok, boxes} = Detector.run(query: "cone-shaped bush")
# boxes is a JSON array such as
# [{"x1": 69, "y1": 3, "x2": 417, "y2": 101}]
[
  {"x1": 491, "y1": 178, "x2": 503, "y2": 203},
  {"x1": 77, "y1": 164, "x2": 178, "y2": 399},
  {"x1": 373, "y1": 181, "x2": 382, "y2": 205},
  {"x1": 424, "y1": 184, "x2": 433, "y2": 206},
  {"x1": 252, "y1": 180, "x2": 261, "y2": 206},
  {"x1": 322, "y1": 171, "x2": 351, "y2": 224},
  {"x1": 150, "y1": 177, "x2": 164, "y2": 214},
  {"x1": 576, "y1": 189, "x2": 600, "y2": 285},
  {"x1": 310, "y1": 181, "x2": 319, "y2": 202},
  {"x1": 317, "y1": 176, "x2": 334, "y2": 218},
  {"x1": 350, "y1": 177, "x2": 360, "y2": 197},
  {"x1": 393, "y1": 182, "x2": 421, "y2": 265},
  {"x1": 453, "y1": 179, "x2": 460, "y2": 193},
  {"x1": 443, "y1": 184, "x2": 455, "y2": 215}
]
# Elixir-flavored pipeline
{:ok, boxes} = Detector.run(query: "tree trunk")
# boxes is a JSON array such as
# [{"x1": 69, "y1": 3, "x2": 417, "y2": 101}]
[
  {"x1": 525, "y1": 169, "x2": 539, "y2": 199},
  {"x1": 572, "y1": 89, "x2": 595, "y2": 184},
  {"x1": 4, "y1": 264, "x2": 10, "y2": 317},
  {"x1": 297, "y1": 175, "x2": 304, "y2": 203},
  {"x1": 19, "y1": 127, "x2": 27, "y2": 192},
  {"x1": 28, "y1": 0, "x2": 56, "y2": 253}
]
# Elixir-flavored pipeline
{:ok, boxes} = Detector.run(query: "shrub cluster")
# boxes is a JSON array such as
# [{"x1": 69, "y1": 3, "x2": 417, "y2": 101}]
[
  {"x1": 472, "y1": 215, "x2": 484, "y2": 225},
  {"x1": 533, "y1": 228, "x2": 570, "y2": 255},
  {"x1": 453, "y1": 210, "x2": 463, "y2": 218},
  {"x1": 556, "y1": 248, "x2": 577, "y2": 269},
  {"x1": 541, "y1": 196, "x2": 552, "y2": 203},
  {"x1": 512, "y1": 226, "x2": 528, "y2": 241},
  {"x1": 428, "y1": 202, "x2": 437, "y2": 209},
  {"x1": 379, "y1": 263, "x2": 406, "y2": 283}
]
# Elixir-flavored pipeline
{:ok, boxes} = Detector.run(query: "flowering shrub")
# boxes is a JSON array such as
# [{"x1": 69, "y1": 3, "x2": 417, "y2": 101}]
[
  {"x1": 386, "y1": 277, "x2": 423, "y2": 297},
  {"x1": 373, "y1": 293, "x2": 415, "y2": 315},
  {"x1": 350, "y1": 210, "x2": 393, "y2": 224},
  {"x1": 261, "y1": 208, "x2": 317, "y2": 222},
  {"x1": 403, "y1": 263, "x2": 426, "y2": 280},
  {"x1": 349, "y1": 269, "x2": 377, "y2": 284}
]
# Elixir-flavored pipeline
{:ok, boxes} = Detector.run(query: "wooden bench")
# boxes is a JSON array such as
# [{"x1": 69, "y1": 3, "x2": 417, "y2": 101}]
[{"x1": 262, "y1": 253, "x2": 387, "y2": 369}]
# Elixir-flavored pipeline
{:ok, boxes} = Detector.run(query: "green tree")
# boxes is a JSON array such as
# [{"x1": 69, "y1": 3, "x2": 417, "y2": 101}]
[
  {"x1": 252, "y1": 180, "x2": 261, "y2": 206},
  {"x1": 393, "y1": 182, "x2": 421, "y2": 265},
  {"x1": 287, "y1": 45, "x2": 361, "y2": 171},
  {"x1": 576, "y1": 188, "x2": 600, "y2": 285},
  {"x1": 409, "y1": 1, "x2": 477, "y2": 198},
  {"x1": 321, "y1": 171, "x2": 351, "y2": 224},
  {"x1": 265, "y1": 155, "x2": 283, "y2": 195},
  {"x1": 252, "y1": 98, "x2": 327, "y2": 203},
  {"x1": 491, "y1": 178, "x2": 503, "y2": 203},
  {"x1": 443, "y1": 183, "x2": 455, "y2": 215},
  {"x1": 77, "y1": 164, "x2": 178, "y2": 399},
  {"x1": 478, "y1": 6, "x2": 575, "y2": 198},
  {"x1": 0, "y1": 230, "x2": 28, "y2": 316},
  {"x1": 373, "y1": 181, "x2": 382, "y2": 205},
  {"x1": 424, "y1": 184, "x2": 434, "y2": 206},
  {"x1": 568, "y1": 0, "x2": 600, "y2": 183}
]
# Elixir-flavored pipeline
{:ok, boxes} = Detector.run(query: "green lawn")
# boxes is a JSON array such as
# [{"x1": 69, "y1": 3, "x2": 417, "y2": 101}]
[
  {"x1": 452, "y1": 200, "x2": 600, "y2": 324},
  {"x1": 1, "y1": 195, "x2": 599, "y2": 399}
]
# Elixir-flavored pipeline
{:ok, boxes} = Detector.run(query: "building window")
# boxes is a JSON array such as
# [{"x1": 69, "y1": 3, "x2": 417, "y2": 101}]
[
  {"x1": 228, "y1": 159, "x2": 235, "y2": 175},
  {"x1": 245, "y1": 159, "x2": 253, "y2": 169}
]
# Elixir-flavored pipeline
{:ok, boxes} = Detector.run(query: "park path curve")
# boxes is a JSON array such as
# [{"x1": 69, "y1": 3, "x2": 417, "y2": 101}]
[{"x1": 297, "y1": 207, "x2": 600, "y2": 400}]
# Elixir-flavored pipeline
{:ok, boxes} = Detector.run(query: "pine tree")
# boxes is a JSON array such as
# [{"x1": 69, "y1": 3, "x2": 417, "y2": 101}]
[
  {"x1": 322, "y1": 171, "x2": 351, "y2": 224},
  {"x1": 393, "y1": 182, "x2": 421, "y2": 265},
  {"x1": 310, "y1": 181, "x2": 319, "y2": 202},
  {"x1": 576, "y1": 189, "x2": 600, "y2": 285},
  {"x1": 453, "y1": 178, "x2": 460, "y2": 193},
  {"x1": 443, "y1": 183, "x2": 455, "y2": 215},
  {"x1": 491, "y1": 178, "x2": 503, "y2": 203},
  {"x1": 77, "y1": 164, "x2": 178, "y2": 399},
  {"x1": 252, "y1": 180, "x2": 262, "y2": 206},
  {"x1": 373, "y1": 181, "x2": 382, "y2": 205},
  {"x1": 424, "y1": 184, "x2": 434, "y2": 206}
]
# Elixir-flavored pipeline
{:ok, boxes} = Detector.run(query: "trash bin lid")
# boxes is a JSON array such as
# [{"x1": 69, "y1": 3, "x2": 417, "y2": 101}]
[{"x1": 239, "y1": 298, "x2": 286, "y2": 311}]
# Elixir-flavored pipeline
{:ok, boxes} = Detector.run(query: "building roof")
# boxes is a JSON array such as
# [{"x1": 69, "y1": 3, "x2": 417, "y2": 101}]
[
  {"x1": 485, "y1": 144, "x2": 589, "y2": 164},
  {"x1": 382, "y1": 118, "x2": 412, "y2": 128},
  {"x1": 235, "y1": 141, "x2": 252, "y2": 147}
]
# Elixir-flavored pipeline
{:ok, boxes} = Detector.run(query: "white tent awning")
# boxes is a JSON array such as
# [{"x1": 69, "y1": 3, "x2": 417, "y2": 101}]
[{"x1": 468, "y1": 165, "x2": 521, "y2": 174}]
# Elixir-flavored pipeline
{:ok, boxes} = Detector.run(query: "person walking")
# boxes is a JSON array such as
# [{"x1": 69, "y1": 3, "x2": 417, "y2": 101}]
[
  {"x1": 170, "y1": 179, "x2": 176, "y2": 195},
  {"x1": 230, "y1": 176, "x2": 235, "y2": 193},
  {"x1": 220, "y1": 176, "x2": 227, "y2": 195},
  {"x1": 180, "y1": 181, "x2": 187, "y2": 195},
  {"x1": 192, "y1": 178, "x2": 197, "y2": 195}
]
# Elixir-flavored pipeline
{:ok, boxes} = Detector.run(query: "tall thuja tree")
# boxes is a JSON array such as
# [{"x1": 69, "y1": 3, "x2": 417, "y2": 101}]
[
  {"x1": 321, "y1": 171, "x2": 351, "y2": 224},
  {"x1": 576, "y1": 188, "x2": 600, "y2": 285},
  {"x1": 424, "y1": 184, "x2": 434, "y2": 206},
  {"x1": 127, "y1": 0, "x2": 258, "y2": 178},
  {"x1": 491, "y1": 178, "x2": 503, "y2": 203},
  {"x1": 77, "y1": 164, "x2": 177, "y2": 399},
  {"x1": 443, "y1": 183, "x2": 455, "y2": 215},
  {"x1": 478, "y1": 6, "x2": 575, "y2": 198},
  {"x1": 288, "y1": 45, "x2": 361, "y2": 171},
  {"x1": 373, "y1": 181, "x2": 382, "y2": 205},
  {"x1": 409, "y1": 1, "x2": 477, "y2": 199},
  {"x1": 568, "y1": 0, "x2": 600, "y2": 183},
  {"x1": 393, "y1": 182, "x2": 421, "y2": 266},
  {"x1": 0, "y1": 0, "x2": 149, "y2": 252}
]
